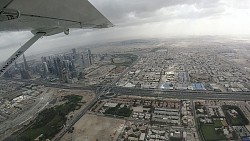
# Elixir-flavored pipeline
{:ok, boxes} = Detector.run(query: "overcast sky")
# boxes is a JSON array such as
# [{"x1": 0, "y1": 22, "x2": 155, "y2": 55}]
[{"x1": 1, "y1": 0, "x2": 250, "y2": 62}]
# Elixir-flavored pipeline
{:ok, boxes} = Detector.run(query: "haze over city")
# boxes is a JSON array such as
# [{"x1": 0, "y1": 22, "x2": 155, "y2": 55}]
[{"x1": 1, "y1": 0, "x2": 250, "y2": 62}]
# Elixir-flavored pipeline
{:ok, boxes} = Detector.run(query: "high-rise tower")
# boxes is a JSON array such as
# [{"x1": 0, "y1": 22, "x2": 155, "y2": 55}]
[
  {"x1": 72, "y1": 48, "x2": 77, "y2": 59},
  {"x1": 14, "y1": 61, "x2": 18, "y2": 68},
  {"x1": 23, "y1": 54, "x2": 29, "y2": 70},
  {"x1": 87, "y1": 49, "x2": 92, "y2": 66}
]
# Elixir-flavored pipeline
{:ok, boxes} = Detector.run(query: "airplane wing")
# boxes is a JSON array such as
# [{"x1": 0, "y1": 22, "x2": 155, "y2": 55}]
[
  {"x1": 0, "y1": 0, "x2": 113, "y2": 77},
  {"x1": 0, "y1": 0, "x2": 113, "y2": 34}
]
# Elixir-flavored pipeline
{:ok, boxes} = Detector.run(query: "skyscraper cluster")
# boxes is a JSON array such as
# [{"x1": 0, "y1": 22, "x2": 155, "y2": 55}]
[
  {"x1": 4, "y1": 48, "x2": 94, "y2": 83},
  {"x1": 41, "y1": 54, "x2": 77, "y2": 83}
]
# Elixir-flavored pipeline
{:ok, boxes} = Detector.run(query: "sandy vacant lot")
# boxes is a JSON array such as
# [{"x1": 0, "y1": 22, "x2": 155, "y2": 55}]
[{"x1": 61, "y1": 114, "x2": 125, "y2": 141}]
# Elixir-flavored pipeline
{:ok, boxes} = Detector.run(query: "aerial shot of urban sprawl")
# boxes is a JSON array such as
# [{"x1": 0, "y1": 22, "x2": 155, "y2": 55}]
[{"x1": 1, "y1": 0, "x2": 250, "y2": 141}]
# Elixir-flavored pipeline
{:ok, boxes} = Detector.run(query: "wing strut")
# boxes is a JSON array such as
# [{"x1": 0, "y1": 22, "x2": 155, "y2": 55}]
[{"x1": 0, "y1": 32, "x2": 45, "y2": 77}]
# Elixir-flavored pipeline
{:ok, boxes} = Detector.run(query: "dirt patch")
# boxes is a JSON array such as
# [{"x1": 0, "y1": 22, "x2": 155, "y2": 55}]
[{"x1": 61, "y1": 114, "x2": 125, "y2": 141}]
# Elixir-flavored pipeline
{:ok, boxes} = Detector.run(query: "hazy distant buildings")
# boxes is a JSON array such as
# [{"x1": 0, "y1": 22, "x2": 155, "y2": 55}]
[
  {"x1": 81, "y1": 54, "x2": 85, "y2": 67},
  {"x1": 54, "y1": 58, "x2": 62, "y2": 78},
  {"x1": 72, "y1": 48, "x2": 77, "y2": 59},
  {"x1": 41, "y1": 56, "x2": 47, "y2": 63},
  {"x1": 3, "y1": 70, "x2": 13, "y2": 78},
  {"x1": 42, "y1": 62, "x2": 49, "y2": 77},
  {"x1": 20, "y1": 68, "x2": 31, "y2": 79},
  {"x1": 14, "y1": 61, "x2": 18, "y2": 68},
  {"x1": 23, "y1": 54, "x2": 29, "y2": 70},
  {"x1": 62, "y1": 68, "x2": 69, "y2": 83},
  {"x1": 81, "y1": 49, "x2": 93, "y2": 68}
]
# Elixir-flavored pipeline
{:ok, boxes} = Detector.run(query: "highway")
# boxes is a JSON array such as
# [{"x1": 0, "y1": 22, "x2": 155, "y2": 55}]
[
  {"x1": 112, "y1": 87, "x2": 250, "y2": 100},
  {"x1": 15, "y1": 78, "x2": 250, "y2": 101},
  {"x1": 12, "y1": 76, "x2": 250, "y2": 101}
]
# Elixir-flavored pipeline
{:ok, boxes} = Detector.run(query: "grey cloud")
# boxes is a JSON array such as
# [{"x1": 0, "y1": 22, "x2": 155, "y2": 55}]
[
  {"x1": 90, "y1": 0, "x2": 194, "y2": 23},
  {"x1": 221, "y1": 0, "x2": 250, "y2": 9},
  {"x1": 0, "y1": 31, "x2": 32, "y2": 50},
  {"x1": 90, "y1": 0, "x2": 224, "y2": 24}
]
